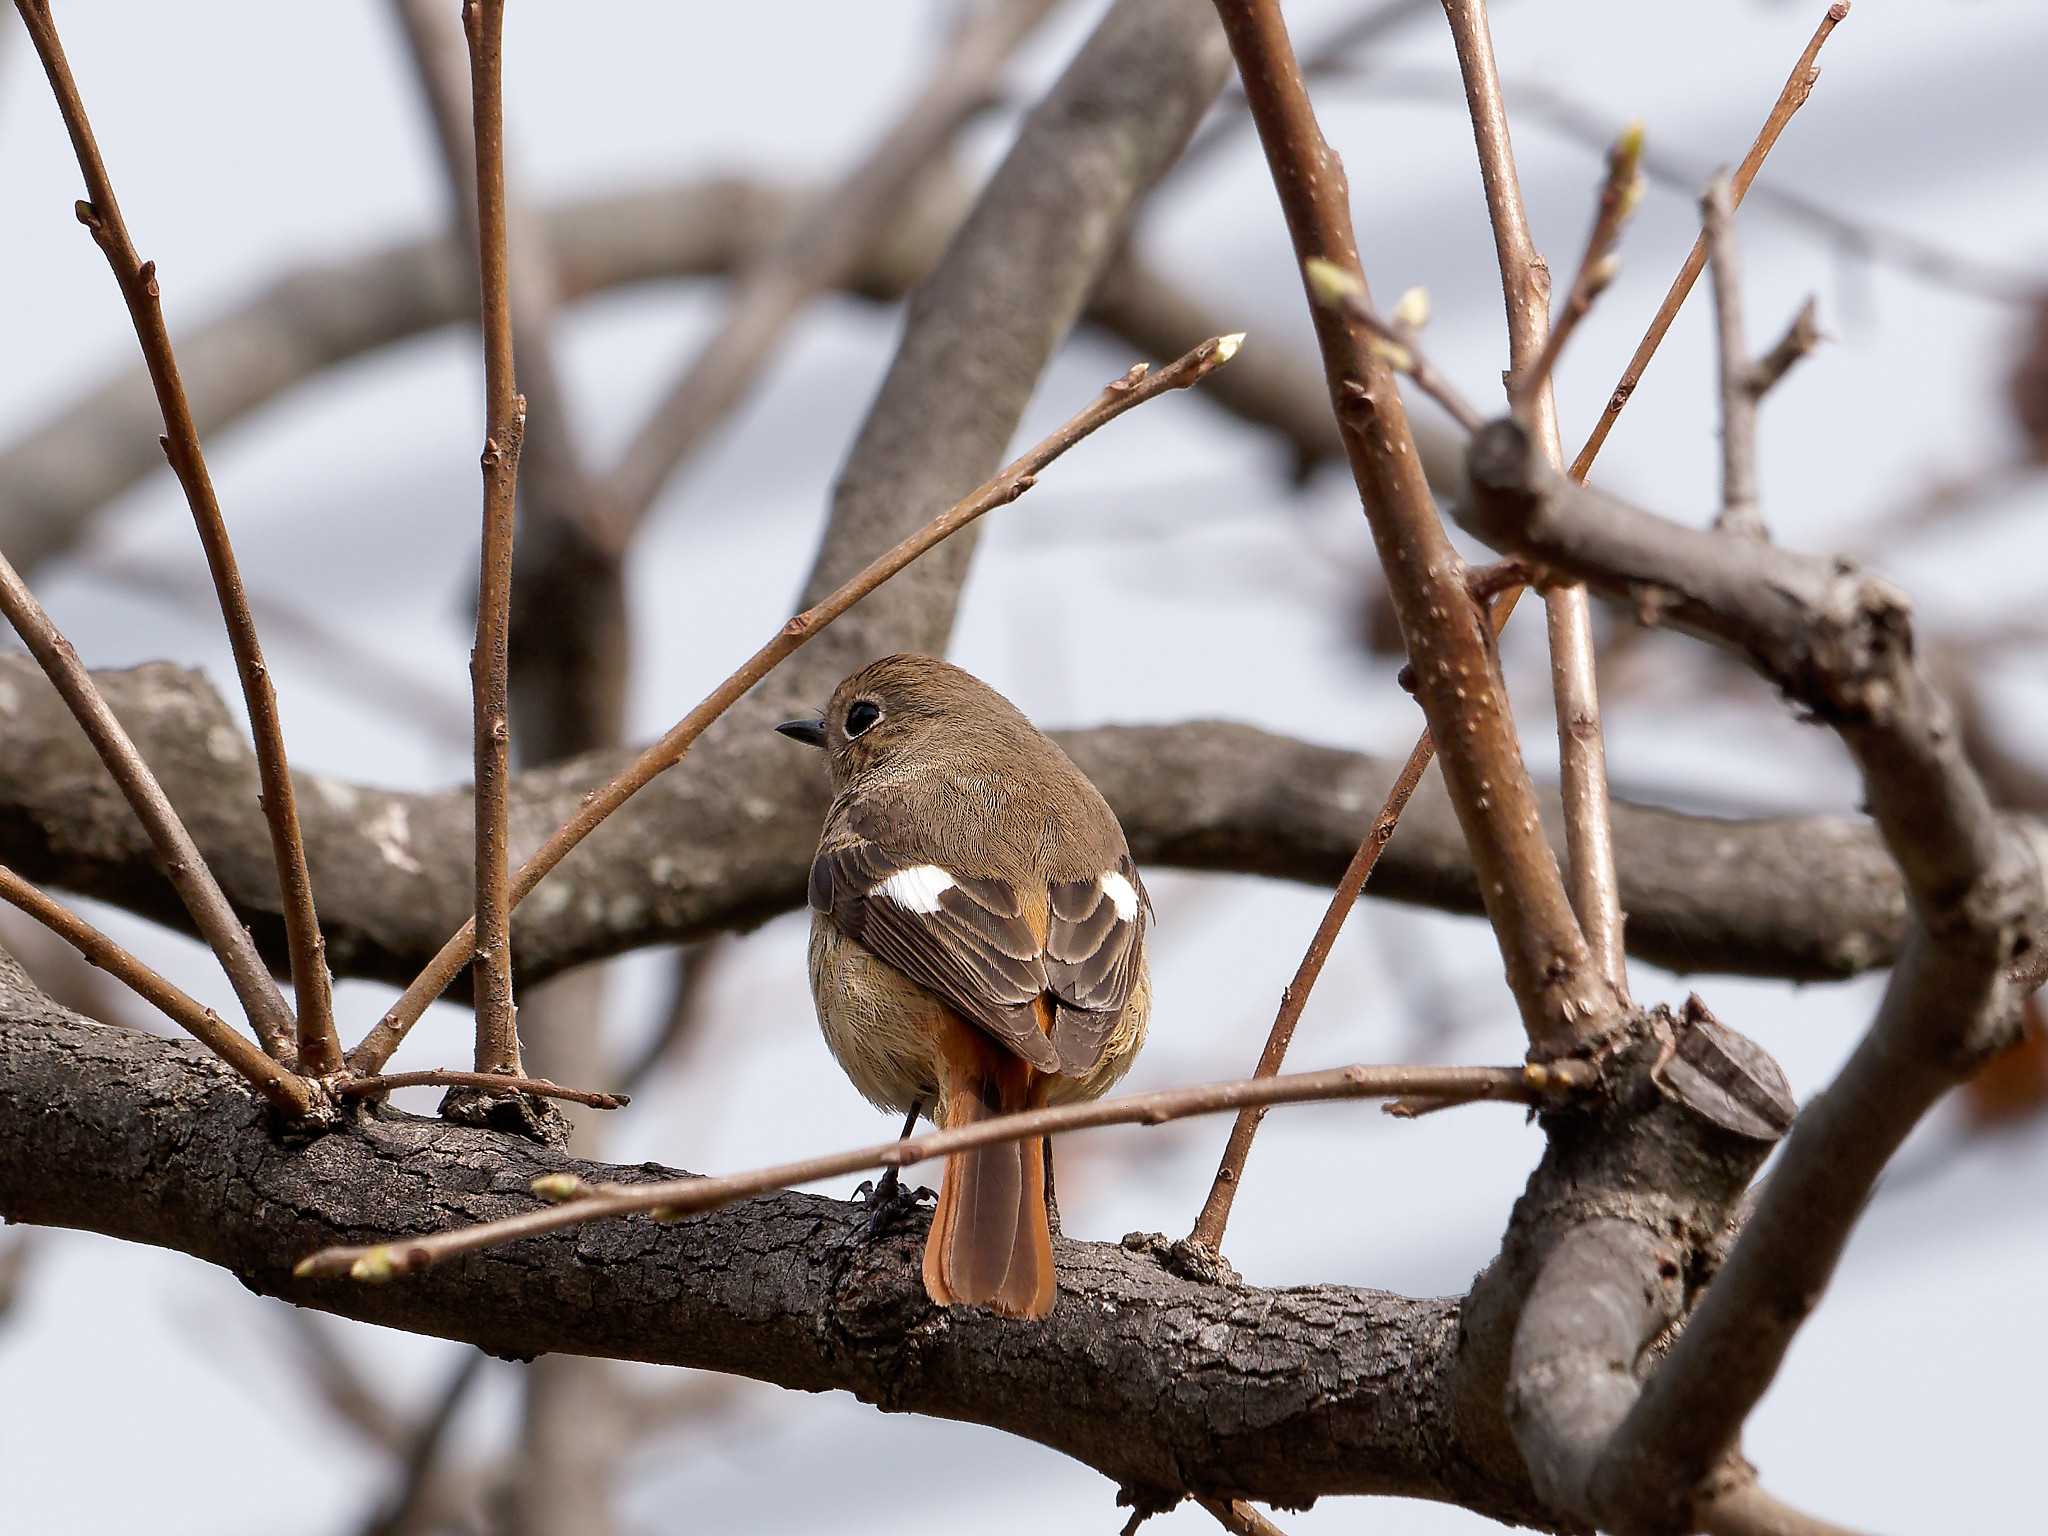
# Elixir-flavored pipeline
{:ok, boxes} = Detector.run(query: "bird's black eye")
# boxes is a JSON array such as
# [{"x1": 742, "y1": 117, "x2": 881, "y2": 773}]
[{"x1": 844, "y1": 700, "x2": 882, "y2": 737}]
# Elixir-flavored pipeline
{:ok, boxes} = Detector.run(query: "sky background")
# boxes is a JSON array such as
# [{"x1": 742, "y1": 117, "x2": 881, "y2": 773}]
[{"x1": 2, "y1": 2, "x2": 2046, "y2": 1532}]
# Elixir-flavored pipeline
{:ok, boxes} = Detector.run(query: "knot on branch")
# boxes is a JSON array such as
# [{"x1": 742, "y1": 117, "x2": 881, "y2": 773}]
[{"x1": 438, "y1": 1082, "x2": 571, "y2": 1146}]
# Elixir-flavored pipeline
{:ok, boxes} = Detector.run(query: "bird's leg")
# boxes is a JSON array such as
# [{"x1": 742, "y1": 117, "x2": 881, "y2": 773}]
[
  {"x1": 1043, "y1": 1137, "x2": 1061, "y2": 1237},
  {"x1": 848, "y1": 1100, "x2": 934, "y2": 1240},
  {"x1": 864, "y1": 1099, "x2": 924, "y2": 1204}
]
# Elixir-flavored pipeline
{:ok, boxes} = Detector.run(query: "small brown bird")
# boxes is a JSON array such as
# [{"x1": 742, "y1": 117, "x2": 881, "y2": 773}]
[{"x1": 778, "y1": 654, "x2": 1152, "y2": 1318}]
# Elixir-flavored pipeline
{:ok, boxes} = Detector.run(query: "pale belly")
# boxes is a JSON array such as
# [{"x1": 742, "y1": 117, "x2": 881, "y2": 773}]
[{"x1": 807, "y1": 912, "x2": 1151, "y2": 1119}]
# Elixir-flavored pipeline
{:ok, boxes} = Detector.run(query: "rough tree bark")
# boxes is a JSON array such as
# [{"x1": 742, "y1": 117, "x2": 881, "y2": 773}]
[
  {"x1": 0, "y1": 655, "x2": 1922, "y2": 988},
  {"x1": 0, "y1": 960, "x2": 1550, "y2": 1526}
]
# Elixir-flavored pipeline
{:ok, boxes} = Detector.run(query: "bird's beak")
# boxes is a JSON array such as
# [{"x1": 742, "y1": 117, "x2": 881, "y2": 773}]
[{"x1": 775, "y1": 717, "x2": 827, "y2": 748}]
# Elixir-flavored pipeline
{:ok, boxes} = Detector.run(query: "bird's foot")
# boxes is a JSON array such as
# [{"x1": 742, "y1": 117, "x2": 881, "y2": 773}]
[{"x1": 847, "y1": 1168, "x2": 936, "y2": 1242}]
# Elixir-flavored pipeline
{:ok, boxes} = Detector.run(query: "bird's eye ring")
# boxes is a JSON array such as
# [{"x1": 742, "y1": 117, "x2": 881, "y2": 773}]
[{"x1": 844, "y1": 700, "x2": 882, "y2": 737}]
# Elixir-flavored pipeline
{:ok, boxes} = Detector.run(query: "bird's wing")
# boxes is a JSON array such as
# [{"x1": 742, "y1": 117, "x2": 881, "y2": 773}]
[
  {"x1": 809, "y1": 814, "x2": 1059, "y2": 1072},
  {"x1": 1044, "y1": 853, "x2": 1149, "y2": 1076}
]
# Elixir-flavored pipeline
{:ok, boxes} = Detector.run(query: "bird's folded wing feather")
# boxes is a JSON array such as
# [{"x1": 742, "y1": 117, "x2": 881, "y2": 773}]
[
  {"x1": 1045, "y1": 855, "x2": 1148, "y2": 1076},
  {"x1": 809, "y1": 828, "x2": 1060, "y2": 1072}
]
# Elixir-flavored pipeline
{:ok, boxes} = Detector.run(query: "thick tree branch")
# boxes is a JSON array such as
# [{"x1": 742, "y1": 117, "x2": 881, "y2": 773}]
[
  {"x1": 0, "y1": 864, "x2": 312, "y2": 1115},
  {"x1": 0, "y1": 967, "x2": 1556, "y2": 1527},
  {"x1": 0, "y1": 655, "x2": 1929, "y2": 988},
  {"x1": 298, "y1": 1057, "x2": 1582, "y2": 1281},
  {"x1": 0, "y1": 562, "x2": 298, "y2": 1059},
  {"x1": 1461, "y1": 415, "x2": 2044, "y2": 1529},
  {"x1": 1214, "y1": 0, "x2": 1614, "y2": 1057},
  {"x1": 13, "y1": 0, "x2": 336, "y2": 1069}
]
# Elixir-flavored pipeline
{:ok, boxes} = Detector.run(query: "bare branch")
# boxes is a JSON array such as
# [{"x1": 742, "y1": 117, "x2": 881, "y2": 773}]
[
  {"x1": 457, "y1": 0, "x2": 524, "y2": 1078},
  {"x1": 1303, "y1": 263, "x2": 1485, "y2": 432},
  {"x1": 1194, "y1": 1495, "x2": 1291, "y2": 1536},
  {"x1": 0, "y1": 864, "x2": 314, "y2": 1115},
  {"x1": 1460, "y1": 416, "x2": 2042, "y2": 1527},
  {"x1": 1443, "y1": 0, "x2": 1627, "y2": 1003},
  {"x1": 1186, "y1": 583, "x2": 1518, "y2": 1252},
  {"x1": 1321, "y1": 57, "x2": 2038, "y2": 310},
  {"x1": 1516, "y1": 120, "x2": 1643, "y2": 411},
  {"x1": 347, "y1": 332, "x2": 1242, "y2": 1072},
  {"x1": 1217, "y1": 0, "x2": 1615, "y2": 1055},
  {"x1": 12, "y1": 0, "x2": 334, "y2": 1069},
  {"x1": 0, "y1": 553, "x2": 297, "y2": 1057},
  {"x1": 338, "y1": 1070, "x2": 627, "y2": 1112},
  {"x1": 1752, "y1": 294, "x2": 1823, "y2": 400},
  {"x1": 1570, "y1": 2, "x2": 1850, "y2": 480},
  {"x1": 296, "y1": 1057, "x2": 1587, "y2": 1281},
  {"x1": 1704, "y1": 176, "x2": 1765, "y2": 538}
]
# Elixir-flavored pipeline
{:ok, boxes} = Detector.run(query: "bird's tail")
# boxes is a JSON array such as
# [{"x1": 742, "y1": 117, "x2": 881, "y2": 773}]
[{"x1": 924, "y1": 1046, "x2": 1054, "y2": 1319}]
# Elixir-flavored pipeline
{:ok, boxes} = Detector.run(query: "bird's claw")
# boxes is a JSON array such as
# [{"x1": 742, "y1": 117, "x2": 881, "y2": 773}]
[{"x1": 846, "y1": 1169, "x2": 936, "y2": 1243}]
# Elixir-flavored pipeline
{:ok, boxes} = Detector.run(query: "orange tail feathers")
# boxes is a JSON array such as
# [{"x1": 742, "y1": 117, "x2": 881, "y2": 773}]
[{"x1": 924, "y1": 1042, "x2": 1054, "y2": 1319}]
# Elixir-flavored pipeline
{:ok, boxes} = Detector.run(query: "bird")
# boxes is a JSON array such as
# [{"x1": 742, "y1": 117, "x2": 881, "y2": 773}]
[{"x1": 777, "y1": 653, "x2": 1152, "y2": 1318}]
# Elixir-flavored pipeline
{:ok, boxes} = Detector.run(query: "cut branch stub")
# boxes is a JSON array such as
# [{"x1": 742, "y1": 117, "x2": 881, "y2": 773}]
[{"x1": 1654, "y1": 994, "x2": 1796, "y2": 1144}]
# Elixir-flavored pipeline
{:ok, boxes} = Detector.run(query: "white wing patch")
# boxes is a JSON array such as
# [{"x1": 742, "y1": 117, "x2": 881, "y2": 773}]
[
  {"x1": 1099, "y1": 870, "x2": 1140, "y2": 921},
  {"x1": 875, "y1": 864, "x2": 957, "y2": 914}
]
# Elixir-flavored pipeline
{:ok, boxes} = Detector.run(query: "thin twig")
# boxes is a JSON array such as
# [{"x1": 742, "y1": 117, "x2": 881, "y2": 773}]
[
  {"x1": 1751, "y1": 296, "x2": 1823, "y2": 399},
  {"x1": 1303, "y1": 264, "x2": 1485, "y2": 432},
  {"x1": 1443, "y1": 0, "x2": 1628, "y2": 1003},
  {"x1": 1194, "y1": 1495, "x2": 1291, "y2": 1536},
  {"x1": 1217, "y1": 0, "x2": 1607, "y2": 1055},
  {"x1": 338, "y1": 1070, "x2": 628, "y2": 1111},
  {"x1": 13, "y1": 0, "x2": 335, "y2": 1070},
  {"x1": 1696, "y1": 1479, "x2": 1870, "y2": 1536},
  {"x1": 1703, "y1": 176, "x2": 1764, "y2": 538},
  {"x1": 1271, "y1": 2, "x2": 1841, "y2": 1067},
  {"x1": 1516, "y1": 121, "x2": 1644, "y2": 410},
  {"x1": 346, "y1": 332, "x2": 1244, "y2": 1073},
  {"x1": 1186, "y1": 583, "x2": 1520, "y2": 1252},
  {"x1": 0, "y1": 864, "x2": 314, "y2": 1115},
  {"x1": 1570, "y1": 2, "x2": 1851, "y2": 481},
  {"x1": 1321, "y1": 56, "x2": 2035, "y2": 310},
  {"x1": 601, "y1": 0, "x2": 1056, "y2": 544},
  {"x1": 460, "y1": 0, "x2": 524, "y2": 1078},
  {"x1": 294, "y1": 1057, "x2": 1588, "y2": 1280},
  {"x1": 0, "y1": 551, "x2": 297, "y2": 1058}
]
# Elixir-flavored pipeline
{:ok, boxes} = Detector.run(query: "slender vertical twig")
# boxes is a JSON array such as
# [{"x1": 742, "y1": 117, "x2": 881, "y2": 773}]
[
  {"x1": 1705, "y1": 175, "x2": 1822, "y2": 540},
  {"x1": 1187, "y1": 582, "x2": 1521, "y2": 1251},
  {"x1": 1703, "y1": 176, "x2": 1763, "y2": 538},
  {"x1": 1515, "y1": 122, "x2": 1644, "y2": 411},
  {"x1": 12, "y1": 0, "x2": 336, "y2": 1071},
  {"x1": 1442, "y1": 0, "x2": 1628, "y2": 999},
  {"x1": 0, "y1": 549, "x2": 296, "y2": 1059},
  {"x1": 1569, "y1": 3, "x2": 1850, "y2": 481},
  {"x1": 461, "y1": 0, "x2": 524, "y2": 1078},
  {"x1": 0, "y1": 864, "x2": 315, "y2": 1115},
  {"x1": 1212, "y1": 0, "x2": 1612, "y2": 1057}
]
